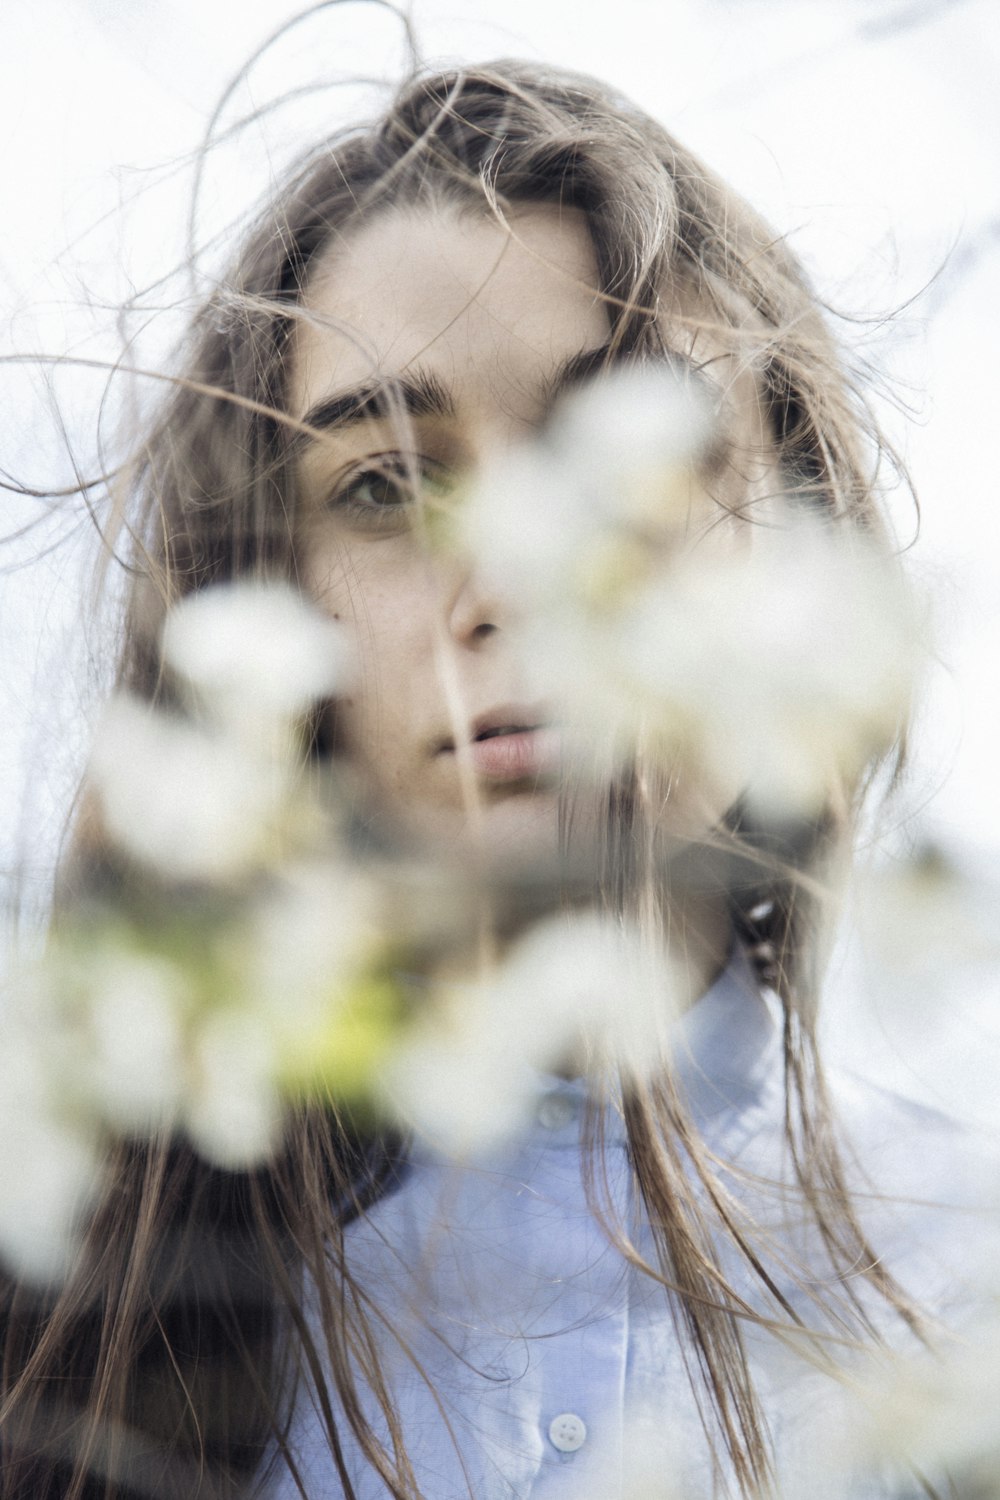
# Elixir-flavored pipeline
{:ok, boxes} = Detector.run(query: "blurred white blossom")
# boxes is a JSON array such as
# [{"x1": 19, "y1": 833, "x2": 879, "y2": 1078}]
[
  {"x1": 0, "y1": 1107, "x2": 102, "y2": 1284},
  {"x1": 0, "y1": 393, "x2": 937, "y2": 1298},
  {"x1": 161, "y1": 579, "x2": 351, "y2": 733},
  {"x1": 0, "y1": 1006, "x2": 103, "y2": 1281},
  {"x1": 550, "y1": 363, "x2": 713, "y2": 503},
  {"x1": 382, "y1": 909, "x2": 681, "y2": 1153},
  {"x1": 0, "y1": 865, "x2": 404, "y2": 1271},
  {"x1": 622, "y1": 522, "x2": 921, "y2": 815},
  {"x1": 80, "y1": 948, "x2": 186, "y2": 1132},
  {"x1": 243, "y1": 862, "x2": 402, "y2": 1101},
  {"x1": 247, "y1": 863, "x2": 384, "y2": 1029},
  {"x1": 86, "y1": 583, "x2": 352, "y2": 882},
  {"x1": 88, "y1": 693, "x2": 292, "y2": 881},
  {"x1": 459, "y1": 368, "x2": 922, "y2": 819},
  {"x1": 823, "y1": 1322, "x2": 1000, "y2": 1496},
  {"x1": 460, "y1": 365, "x2": 713, "y2": 611},
  {"x1": 185, "y1": 1007, "x2": 284, "y2": 1169}
]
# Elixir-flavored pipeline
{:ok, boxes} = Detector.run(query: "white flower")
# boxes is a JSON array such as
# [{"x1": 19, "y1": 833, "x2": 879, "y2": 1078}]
[
  {"x1": 459, "y1": 365, "x2": 920, "y2": 821},
  {"x1": 516, "y1": 517, "x2": 920, "y2": 820},
  {"x1": 83, "y1": 950, "x2": 186, "y2": 1133},
  {"x1": 547, "y1": 361, "x2": 713, "y2": 514},
  {"x1": 829, "y1": 1323, "x2": 1000, "y2": 1487},
  {"x1": 88, "y1": 693, "x2": 291, "y2": 880},
  {"x1": 458, "y1": 364, "x2": 712, "y2": 610},
  {"x1": 624, "y1": 522, "x2": 921, "y2": 815},
  {"x1": 184, "y1": 1008, "x2": 283, "y2": 1168},
  {"x1": 573, "y1": 1406, "x2": 689, "y2": 1499},
  {"x1": 246, "y1": 863, "x2": 384, "y2": 1038},
  {"x1": 0, "y1": 1109, "x2": 102, "y2": 1283},
  {"x1": 161, "y1": 580, "x2": 352, "y2": 731},
  {"x1": 458, "y1": 443, "x2": 583, "y2": 608},
  {"x1": 382, "y1": 910, "x2": 680, "y2": 1153},
  {"x1": 0, "y1": 1026, "x2": 102, "y2": 1282}
]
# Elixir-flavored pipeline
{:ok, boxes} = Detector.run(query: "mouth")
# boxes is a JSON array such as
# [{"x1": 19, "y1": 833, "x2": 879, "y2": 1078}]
[
  {"x1": 435, "y1": 709, "x2": 558, "y2": 783},
  {"x1": 471, "y1": 721, "x2": 538, "y2": 742}
]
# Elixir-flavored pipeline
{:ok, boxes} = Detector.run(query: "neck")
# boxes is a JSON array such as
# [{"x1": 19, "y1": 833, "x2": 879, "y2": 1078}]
[{"x1": 664, "y1": 885, "x2": 733, "y2": 1012}]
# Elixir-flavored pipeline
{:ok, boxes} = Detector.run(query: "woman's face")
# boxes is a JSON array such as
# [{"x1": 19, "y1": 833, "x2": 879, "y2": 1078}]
[
  {"x1": 290, "y1": 202, "x2": 770, "y2": 872},
  {"x1": 291, "y1": 203, "x2": 612, "y2": 867}
]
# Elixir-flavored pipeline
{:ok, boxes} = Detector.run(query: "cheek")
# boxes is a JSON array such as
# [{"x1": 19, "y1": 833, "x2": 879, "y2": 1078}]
[{"x1": 304, "y1": 540, "x2": 437, "y2": 745}]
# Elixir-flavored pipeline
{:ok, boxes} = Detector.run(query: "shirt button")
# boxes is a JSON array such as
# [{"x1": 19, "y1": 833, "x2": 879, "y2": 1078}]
[
  {"x1": 548, "y1": 1412, "x2": 587, "y2": 1453},
  {"x1": 536, "y1": 1093, "x2": 578, "y2": 1130}
]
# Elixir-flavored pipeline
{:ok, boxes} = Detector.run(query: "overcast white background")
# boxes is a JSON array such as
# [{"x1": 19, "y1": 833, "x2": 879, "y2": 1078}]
[{"x1": 2, "y1": 0, "x2": 999, "y2": 1111}]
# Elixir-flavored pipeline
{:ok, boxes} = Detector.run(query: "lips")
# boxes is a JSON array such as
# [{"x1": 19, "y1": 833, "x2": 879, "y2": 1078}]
[{"x1": 435, "y1": 707, "x2": 558, "y2": 783}]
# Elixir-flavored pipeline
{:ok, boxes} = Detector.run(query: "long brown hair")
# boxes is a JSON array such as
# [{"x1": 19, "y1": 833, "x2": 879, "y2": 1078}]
[{"x1": 1, "y1": 56, "x2": 920, "y2": 1499}]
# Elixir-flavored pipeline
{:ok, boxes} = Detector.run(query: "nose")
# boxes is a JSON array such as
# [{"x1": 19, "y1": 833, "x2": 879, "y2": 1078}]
[
  {"x1": 441, "y1": 427, "x2": 523, "y2": 647},
  {"x1": 444, "y1": 558, "x2": 506, "y2": 648}
]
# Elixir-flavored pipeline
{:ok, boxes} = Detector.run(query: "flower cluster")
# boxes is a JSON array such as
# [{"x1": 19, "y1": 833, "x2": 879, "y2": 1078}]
[
  {"x1": 0, "y1": 583, "x2": 396, "y2": 1276},
  {"x1": 89, "y1": 582, "x2": 351, "y2": 882},
  {"x1": 0, "y1": 376, "x2": 931, "y2": 1288},
  {"x1": 4, "y1": 368, "x2": 999, "y2": 1498},
  {"x1": 382, "y1": 909, "x2": 682, "y2": 1153},
  {"x1": 458, "y1": 365, "x2": 922, "y2": 818},
  {"x1": 0, "y1": 575, "x2": 685, "y2": 1275}
]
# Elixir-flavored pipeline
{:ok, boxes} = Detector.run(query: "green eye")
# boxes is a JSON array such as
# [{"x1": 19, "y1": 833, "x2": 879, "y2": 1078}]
[{"x1": 331, "y1": 456, "x2": 450, "y2": 531}]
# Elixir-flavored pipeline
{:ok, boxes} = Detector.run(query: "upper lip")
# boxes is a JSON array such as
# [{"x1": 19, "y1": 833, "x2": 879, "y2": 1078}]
[{"x1": 434, "y1": 704, "x2": 547, "y2": 754}]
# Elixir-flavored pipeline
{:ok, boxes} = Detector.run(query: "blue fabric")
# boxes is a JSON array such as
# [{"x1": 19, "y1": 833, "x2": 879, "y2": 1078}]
[{"x1": 263, "y1": 952, "x2": 990, "y2": 1499}]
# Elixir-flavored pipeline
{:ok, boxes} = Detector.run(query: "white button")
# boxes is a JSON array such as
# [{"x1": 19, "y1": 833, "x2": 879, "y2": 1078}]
[
  {"x1": 536, "y1": 1093, "x2": 577, "y2": 1130},
  {"x1": 548, "y1": 1412, "x2": 587, "y2": 1453}
]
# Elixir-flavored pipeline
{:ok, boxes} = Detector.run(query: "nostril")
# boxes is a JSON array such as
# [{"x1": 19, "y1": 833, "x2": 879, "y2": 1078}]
[{"x1": 471, "y1": 621, "x2": 498, "y2": 641}]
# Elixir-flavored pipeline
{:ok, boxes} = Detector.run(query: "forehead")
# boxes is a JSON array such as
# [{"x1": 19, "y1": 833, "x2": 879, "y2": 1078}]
[{"x1": 289, "y1": 203, "x2": 610, "y2": 421}]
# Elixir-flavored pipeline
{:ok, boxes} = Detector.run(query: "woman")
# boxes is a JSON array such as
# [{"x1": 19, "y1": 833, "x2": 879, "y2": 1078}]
[{"x1": 0, "y1": 55, "x2": 983, "y2": 1500}]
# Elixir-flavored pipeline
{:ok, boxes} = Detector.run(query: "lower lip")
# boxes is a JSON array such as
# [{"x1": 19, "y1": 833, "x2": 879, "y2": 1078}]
[{"x1": 447, "y1": 728, "x2": 560, "y2": 783}]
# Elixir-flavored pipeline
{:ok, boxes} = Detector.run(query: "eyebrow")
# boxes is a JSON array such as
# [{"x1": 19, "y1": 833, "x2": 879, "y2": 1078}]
[
  {"x1": 298, "y1": 367, "x2": 457, "y2": 442},
  {"x1": 295, "y1": 340, "x2": 703, "y2": 447},
  {"x1": 540, "y1": 341, "x2": 621, "y2": 406},
  {"x1": 540, "y1": 340, "x2": 705, "y2": 408}
]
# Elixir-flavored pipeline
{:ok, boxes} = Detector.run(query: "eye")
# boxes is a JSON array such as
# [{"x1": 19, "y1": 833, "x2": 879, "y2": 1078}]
[{"x1": 329, "y1": 455, "x2": 451, "y2": 533}]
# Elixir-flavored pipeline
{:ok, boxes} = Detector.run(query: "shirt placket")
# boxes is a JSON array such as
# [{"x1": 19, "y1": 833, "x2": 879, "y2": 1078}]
[{"x1": 521, "y1": 1083, "x2": 631, "y2": 1499}]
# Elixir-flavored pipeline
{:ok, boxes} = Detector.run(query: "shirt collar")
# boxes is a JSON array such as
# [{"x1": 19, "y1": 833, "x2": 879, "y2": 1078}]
[
  {"x1": 404, "y1": 945, "x2": 783, "y2": 1163},
  {"x1": 671, "y1": 944, "x2": 781, "y2": 1125},
  {"x1": 522, "y1": 945, "x2": 781, "y2": 1151}
]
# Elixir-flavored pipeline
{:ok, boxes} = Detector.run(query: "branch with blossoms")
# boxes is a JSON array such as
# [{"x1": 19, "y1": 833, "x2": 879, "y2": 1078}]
[{"x1": 0, "y1": 367, "x2": 947, "y2": 1286}]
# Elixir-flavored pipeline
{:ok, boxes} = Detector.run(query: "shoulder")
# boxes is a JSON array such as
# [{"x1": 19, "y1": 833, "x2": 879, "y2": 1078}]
[
  {"x1": 828, "y1": 1064, "x2": 993, "y2": 1201},
  {"x1": 826, "y1": 1065, "x2": 1000, "y2": 1319}
]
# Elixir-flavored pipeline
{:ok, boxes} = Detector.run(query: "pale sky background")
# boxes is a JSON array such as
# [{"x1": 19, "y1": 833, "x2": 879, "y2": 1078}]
[{"x1": 2, "y1": 0, "x2": 999, "y2": 1111}]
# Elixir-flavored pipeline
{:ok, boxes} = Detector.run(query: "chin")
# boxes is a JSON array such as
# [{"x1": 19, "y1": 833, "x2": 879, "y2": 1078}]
[{"x1": 390, "y1": 787, "x2": 574, "y2": 880}]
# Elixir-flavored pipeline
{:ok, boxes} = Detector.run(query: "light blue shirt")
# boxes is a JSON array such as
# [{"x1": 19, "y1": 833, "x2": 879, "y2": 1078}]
[{"x1": 264, "y1": 951, "x2": 989, "y2": 1499}]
